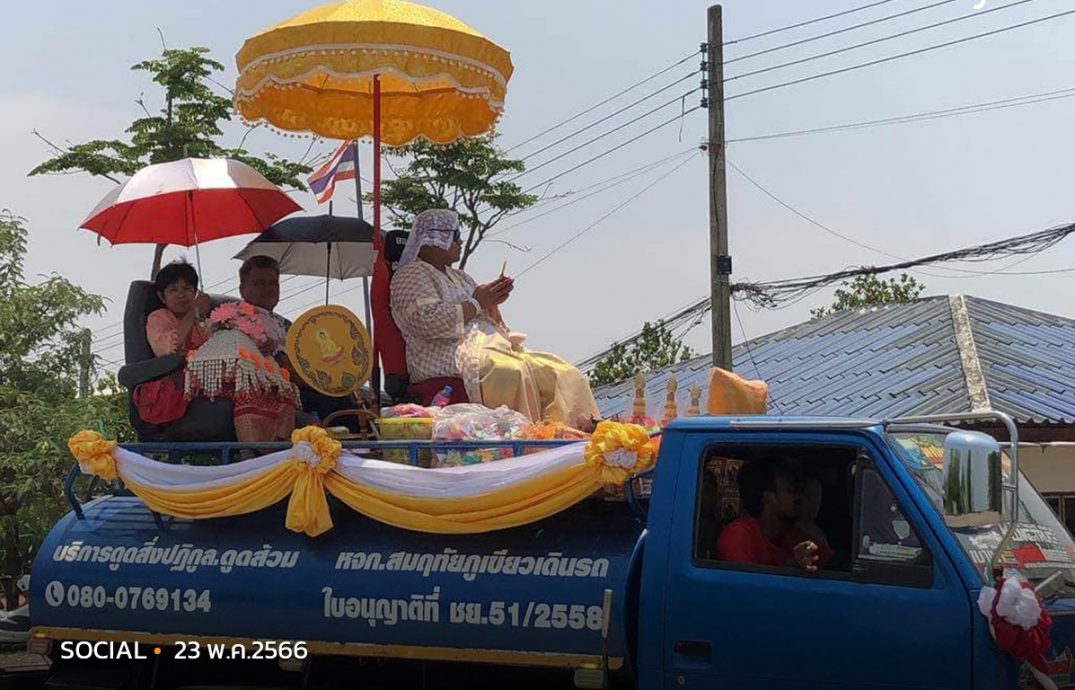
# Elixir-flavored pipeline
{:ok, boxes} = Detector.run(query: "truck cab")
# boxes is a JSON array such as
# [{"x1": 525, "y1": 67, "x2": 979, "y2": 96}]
[{"x1": 637, "y1": 414, "x2": 1075, "y2": 690}]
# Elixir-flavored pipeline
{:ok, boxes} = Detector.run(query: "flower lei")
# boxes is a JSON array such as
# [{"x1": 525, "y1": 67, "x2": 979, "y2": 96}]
[
  {"x1": 584, "y1": 421, "x2": 659, "y2": 487},
  {"x1": 209, "y1": 301, "x2": 267, "y2": 344}
]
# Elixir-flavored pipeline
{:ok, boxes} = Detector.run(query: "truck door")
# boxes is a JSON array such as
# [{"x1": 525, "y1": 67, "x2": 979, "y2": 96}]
[{"x1": 661, "y1": 431, "x2": 971, "y2": 690}]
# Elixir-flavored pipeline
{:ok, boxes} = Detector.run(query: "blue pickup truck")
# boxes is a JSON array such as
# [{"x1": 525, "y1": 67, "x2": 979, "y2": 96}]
[{"x1": 25, "y1": 412, "x2": 1075, "y2": 689}]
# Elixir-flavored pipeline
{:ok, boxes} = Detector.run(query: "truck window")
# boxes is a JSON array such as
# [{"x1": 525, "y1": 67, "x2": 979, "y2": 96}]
[
  {"x1": 855, "y1": 465, "x2": 934, "y2": 587},
  {"x1": 694, "y1": 444, "x2": 857, "y2": 576}
]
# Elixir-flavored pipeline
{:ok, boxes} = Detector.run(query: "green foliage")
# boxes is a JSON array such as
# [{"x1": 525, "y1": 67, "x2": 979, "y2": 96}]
[
  {"x1": 0, "y1": 212, "x2": 129, "y2": 607},
  {"x1": 29, "y1": 46, "x2": 310, "y2": 191},
  {"x1": 589, "y1": 321, "x2": 695, "y2": 389},
  {"x1": 811, "y1": 272, "x2": 925, "y2": 319},
  {"x1": 376, "y1": 135, "x2": 538, "y2": 268}
]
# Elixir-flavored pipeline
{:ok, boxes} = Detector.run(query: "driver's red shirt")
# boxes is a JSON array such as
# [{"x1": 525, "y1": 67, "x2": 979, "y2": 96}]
[{"x1": 717, "y1": 516, "x2": 833, "y2": 568}]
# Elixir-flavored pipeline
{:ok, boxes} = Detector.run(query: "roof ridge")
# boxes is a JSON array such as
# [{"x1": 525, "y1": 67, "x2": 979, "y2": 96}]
[{"x1": 949, "y1": 295, "x2": 991, "y2": 412}]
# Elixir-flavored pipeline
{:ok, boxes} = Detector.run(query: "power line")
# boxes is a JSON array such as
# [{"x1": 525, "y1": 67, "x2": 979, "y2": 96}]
[
  {"x1": 523, "y1": 148, "x2": 697, "y2": 209},
  {"x1": 727, "y1": 158, "x2": 1071, "y2": 280},
  {"x1": 734, "y1": 300, "x2": 785, "y2": 414},
  {"x1": 726, "y1": 0, "x2": 1039, "y2": 84},
  {"x1": 726, "y1": 0, "x2": 960, "y2": 65},
  {"x1": 727, "y1": 159, "x2": 901, "y2": 261},
  {"x1": 583, "y1": 220, "x2": 1075, "y2": 367},
  {"x1": 510, "y1": 88, "x2": 700, "y2": 183},
  {"x1": 733, "y1": 221, "x2": 1075, "y2": 309},
  {"x1": 727, "y1": 85, "x2": 1075, "y2": 143},
  {"x1": 516, "y1": 71, "x2": 701, "y2": 163},
  {"x1": 520, "y1": 106, "x2": 703, "y2": 195},
  {"x1": 490, "y1": 148, "x2": 699, "y2": 239},
  {"x1": 504, "y1": 51, "x2": 698, "y2": 154},
  {"x1": 728, "y1": 0, "x2": 905, "y2": 44},
  {"x1": 576, "y1": 295, "x2": 711, "y2": 371},
  {"x1": 727, "y1": 8, "x2": 1075, "y2": 102},
  {"x1": 516, "y1": 153, "x2": 700, "y2": 278}
]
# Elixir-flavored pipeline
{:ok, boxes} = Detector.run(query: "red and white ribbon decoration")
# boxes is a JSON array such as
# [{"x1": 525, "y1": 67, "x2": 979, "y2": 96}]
[{"x1": 978, "y1": 577, "x2": 1056, "y2": 690}]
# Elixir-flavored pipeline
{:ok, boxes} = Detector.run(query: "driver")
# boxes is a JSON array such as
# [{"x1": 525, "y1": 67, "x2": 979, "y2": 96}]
[{"x1": 717, "y1": 459, "x2": 833, "y2": 573}]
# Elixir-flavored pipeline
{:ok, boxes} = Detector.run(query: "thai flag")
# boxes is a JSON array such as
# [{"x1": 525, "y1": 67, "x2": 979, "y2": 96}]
[{"x1": 308, "y1": 141, "x2": 357, "y2": 204}]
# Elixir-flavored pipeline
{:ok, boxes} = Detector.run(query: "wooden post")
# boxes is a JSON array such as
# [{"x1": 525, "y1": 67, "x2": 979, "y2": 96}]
[
  {"x1": 708, "y1": 5, "x2": 733, "y2": 370},
  {"x1": 78, "y1": 329, "x2": 91, "y2": 398}
]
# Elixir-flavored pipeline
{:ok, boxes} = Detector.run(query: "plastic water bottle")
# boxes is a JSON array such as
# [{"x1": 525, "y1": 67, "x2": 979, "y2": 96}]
[{"x1": 430, "y1": 385, "x2": 454, "y2": 408}]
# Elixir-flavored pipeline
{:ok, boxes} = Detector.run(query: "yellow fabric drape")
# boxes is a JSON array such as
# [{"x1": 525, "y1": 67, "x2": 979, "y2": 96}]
[
  {"x1": 69, "y1": 422, "x2": 657, "y2": 537},
  {"x1": 128, "y1": 462, "x2": 301, "y2": 520},
  {"x1": 324, "y1": 464, "x2": 598, "y2": 534}
]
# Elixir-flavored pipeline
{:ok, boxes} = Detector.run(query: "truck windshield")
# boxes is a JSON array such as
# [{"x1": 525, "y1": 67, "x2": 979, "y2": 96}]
[{"x1": 888, "y1": 431, "x2": 1075, "y2": 591}]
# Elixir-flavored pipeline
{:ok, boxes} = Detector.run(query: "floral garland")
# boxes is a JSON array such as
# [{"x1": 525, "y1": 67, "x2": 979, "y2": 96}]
[
  {"x1": 583, "y1": 421, "x2": 659, "y2": 487},
  {"x1": 978, "y1": 577, "x2": 1056, "y2": 689},
  {"x1": 68, "y1": 431, "x2": 118, "y2": 481},
  {"x1": 209, "y1": 301, "x2": 267, "y2": 344}
]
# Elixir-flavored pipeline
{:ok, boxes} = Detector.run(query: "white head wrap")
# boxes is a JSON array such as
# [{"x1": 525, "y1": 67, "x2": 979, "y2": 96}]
[{"x1": 399, "y1": 209, "x2": 461, "y2": 268}]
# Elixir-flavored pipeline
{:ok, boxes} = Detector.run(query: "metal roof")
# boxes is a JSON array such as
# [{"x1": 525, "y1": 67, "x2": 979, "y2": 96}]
[{"x1": 592, "y1": 295, "x2": 1075, "y2": 425}]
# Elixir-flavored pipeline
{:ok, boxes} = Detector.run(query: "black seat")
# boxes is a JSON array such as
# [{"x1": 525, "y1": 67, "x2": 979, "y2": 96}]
[{"x1": 116, "y1": 281, "x2": 236, "y2": 442}]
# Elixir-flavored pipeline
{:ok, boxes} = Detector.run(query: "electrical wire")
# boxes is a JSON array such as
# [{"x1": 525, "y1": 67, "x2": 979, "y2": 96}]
[
  {"x1": 514, "y1": 153, "x2": 700, "y2": 279},
  {"x1": 733, "y1": 221, "x2": 1075, "y2": 309},
  {"x1": 504, "y1": 51, "x2": 699, "y2": 154},
  {"x1": 726, "y1": 8, "x2": 1075, "y2": 102},
  {"x1": 728, "y1": 0, "x2": 905, "y2": 44},
  {"x1": 509, "y1": 89, "x2": 700, "y2": 183},
  {"x1": 515, "y1": 71, "x2": 701, "y2": 162},
  {"x1": 520, "y1": 106, "x2": 703, "y2": 195},
  {"x1": 726, "y1": 0, "x2": 960, "y2": 65},
  {"x1": 727, "y1": 0, "x2": 1039, "y2": 84},
  {"x1": 489, "y1": 148, "x2": 698, "y2": 239},
  {"x1": 727, "y1": 85, "x2": 1075, "y2": 143}
]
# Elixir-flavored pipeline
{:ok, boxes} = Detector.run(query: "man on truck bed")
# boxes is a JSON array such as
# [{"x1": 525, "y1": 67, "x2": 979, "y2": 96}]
[{"x1": 717, "y1": 459, "x2": 834, "y2": 572}]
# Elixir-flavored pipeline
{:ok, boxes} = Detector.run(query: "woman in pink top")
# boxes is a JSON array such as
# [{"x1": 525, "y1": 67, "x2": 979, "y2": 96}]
[{"x1": 146, "y1": 261, "x2": 210, "y2": 357}]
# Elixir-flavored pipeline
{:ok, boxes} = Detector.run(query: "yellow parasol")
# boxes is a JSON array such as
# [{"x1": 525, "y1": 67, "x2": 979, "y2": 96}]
[
  {"x1": 235, "y1": 0, "x2": 513, "y2": 146},
  {"x1": 235, "y1": 0, "x2": 513, "y2": 400}
]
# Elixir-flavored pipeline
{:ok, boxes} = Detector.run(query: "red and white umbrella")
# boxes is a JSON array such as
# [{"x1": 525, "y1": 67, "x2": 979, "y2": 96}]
[{"x1": 81, "y1": 158, "x2": 301, "y2": 248}]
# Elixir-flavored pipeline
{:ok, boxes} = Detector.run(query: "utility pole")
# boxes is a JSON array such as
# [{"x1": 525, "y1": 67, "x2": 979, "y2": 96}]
[
  {"x1": 78, "y1": 328, "x2": 91, "y2": 398},
  {"x1": 707, "y1": 5, "x2": 733, "y2": 370}
]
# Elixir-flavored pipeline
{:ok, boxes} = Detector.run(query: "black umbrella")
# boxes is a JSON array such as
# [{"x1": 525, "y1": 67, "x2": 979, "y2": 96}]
[{"x1": 235, "y1": 214, "x2": 376, "y2": 282}]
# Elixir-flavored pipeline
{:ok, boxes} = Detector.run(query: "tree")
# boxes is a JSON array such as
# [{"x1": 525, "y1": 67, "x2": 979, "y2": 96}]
[
  {"x1": 29, "y1": 46, "x2": 312, "y2": 276},
  {"x1": 810, "y1": 272, "x2": 925, "y2": 319},
  {"x1": 0, "y1": 211, "x2": 130, "y2": 608},
  {"x1": 377, "y1": 136, "x2": 538, "y2": 268},
  {"x1": 589, "y1": 321, "x2": 695, "y2": 389}
]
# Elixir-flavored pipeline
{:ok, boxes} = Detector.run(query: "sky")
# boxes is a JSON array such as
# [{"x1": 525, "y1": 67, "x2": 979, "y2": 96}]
[{"x1": 3, "y1": 0, "x2": 1075, "y2": 376}]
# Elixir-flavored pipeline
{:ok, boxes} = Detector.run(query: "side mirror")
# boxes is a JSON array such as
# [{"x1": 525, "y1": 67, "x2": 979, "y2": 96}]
[{"x1": 942, "y1": 430, "x2": 1003, "y2": 527}]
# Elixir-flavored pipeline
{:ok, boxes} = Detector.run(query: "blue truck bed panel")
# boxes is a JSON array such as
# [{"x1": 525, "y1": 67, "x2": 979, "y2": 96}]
[{"x1": 31, "y1": 495, "x2": 642, "y2": 669}]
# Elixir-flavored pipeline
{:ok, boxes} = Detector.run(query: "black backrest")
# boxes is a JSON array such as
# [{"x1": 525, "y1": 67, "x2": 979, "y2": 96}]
[
  {"x1": 384, "y1": 230, "x2": 409, "y2": 276},
  {"x1": 124, "y1": 281, "x2": 161, "y2": 365}
]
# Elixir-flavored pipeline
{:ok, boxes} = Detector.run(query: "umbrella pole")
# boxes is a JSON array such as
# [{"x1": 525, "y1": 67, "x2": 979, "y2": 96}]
[
  {"x1": 325, "y1": 242, "x2": 332, "y2": 305},
  {"x1": 188, "y1": 190, "x2": 205, "y2": 280},
  {"x1": 371, "y1": 73, "x2": 383, "y2": 412},
  {"x1": 352, "y1": 142, "x2": 374, "y2": 335}
]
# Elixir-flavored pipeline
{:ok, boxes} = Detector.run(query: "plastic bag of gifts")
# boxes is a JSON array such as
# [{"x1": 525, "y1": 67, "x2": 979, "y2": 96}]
[{"x1": 430, "y1": 404, "x2": 530, "y2": 467}]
